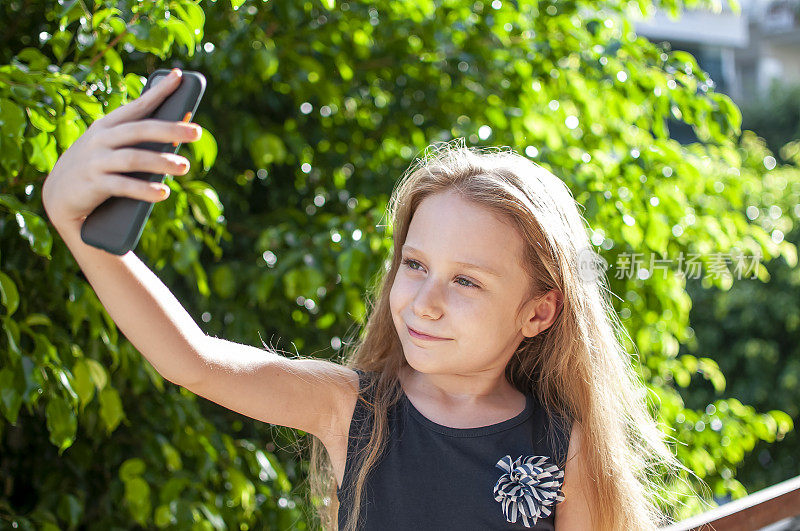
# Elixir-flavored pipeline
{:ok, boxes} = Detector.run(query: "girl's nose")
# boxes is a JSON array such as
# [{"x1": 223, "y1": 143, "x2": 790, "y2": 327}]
[{"x1": 411, "y1": 280, "x2": 445, "y2": 318}]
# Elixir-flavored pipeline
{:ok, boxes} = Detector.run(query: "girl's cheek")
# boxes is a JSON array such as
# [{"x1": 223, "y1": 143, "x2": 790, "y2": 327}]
[
  {"x1": 394, "y1": 274, "x2": 416, "y2": 293},
  {"x1": 390, "y1": 276, "x2": 415, "y2": 308}
]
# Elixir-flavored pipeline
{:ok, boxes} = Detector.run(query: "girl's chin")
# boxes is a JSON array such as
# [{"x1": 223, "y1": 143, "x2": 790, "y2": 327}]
[{"x1": 402, "y1": 348, "x2": 447, "y2": 371}]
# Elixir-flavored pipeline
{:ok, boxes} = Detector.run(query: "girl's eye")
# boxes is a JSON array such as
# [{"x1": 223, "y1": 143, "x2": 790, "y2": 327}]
[{"x1": 401, "y1": 258, "x2": 479, "y2": 289}]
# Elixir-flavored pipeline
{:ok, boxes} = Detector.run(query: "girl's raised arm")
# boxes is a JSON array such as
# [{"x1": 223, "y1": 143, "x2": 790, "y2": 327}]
[
  {"x1": 188, "y1": 338, "x2": 358, "y2": 443},
  {"x1": 42, "y1": 68, "x2": 358, "y2": 445}
]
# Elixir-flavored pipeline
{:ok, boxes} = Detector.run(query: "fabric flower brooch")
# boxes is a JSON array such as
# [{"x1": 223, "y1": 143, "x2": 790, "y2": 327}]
[{"x1": 493, "y1": 454, "x2": 566, "y2": 527}]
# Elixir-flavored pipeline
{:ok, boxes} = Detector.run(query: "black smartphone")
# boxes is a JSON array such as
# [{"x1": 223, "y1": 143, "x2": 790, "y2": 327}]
[{"x1": 80, "y1": 68, "x2": 206, "y2": 255}]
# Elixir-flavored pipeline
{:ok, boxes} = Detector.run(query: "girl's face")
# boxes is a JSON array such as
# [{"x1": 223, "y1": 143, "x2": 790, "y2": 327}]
[{"x1": 389, "y1": 190, "x2": 545, "y2": 379}]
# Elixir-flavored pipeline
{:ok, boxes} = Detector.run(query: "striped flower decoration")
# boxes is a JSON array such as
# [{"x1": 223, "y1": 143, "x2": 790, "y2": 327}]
[{"x1": 493, "y1": 454, "x2": 565, "y2": 527}]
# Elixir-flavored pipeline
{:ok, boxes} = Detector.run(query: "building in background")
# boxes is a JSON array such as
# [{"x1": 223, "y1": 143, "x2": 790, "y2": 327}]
[{"x1": 631, "y1": 0, "x2": 800, "y2": 104}]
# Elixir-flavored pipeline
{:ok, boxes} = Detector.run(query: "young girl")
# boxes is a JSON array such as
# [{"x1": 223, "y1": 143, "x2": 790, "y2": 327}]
[{"x1": 43, "y1": 68, "x2": 696, "y2": 530}]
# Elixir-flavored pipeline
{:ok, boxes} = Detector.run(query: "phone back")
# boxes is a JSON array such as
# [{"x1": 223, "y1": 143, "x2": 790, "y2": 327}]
[{"x1": 80, "y1": 69, "x2": 206, "y2": 255}]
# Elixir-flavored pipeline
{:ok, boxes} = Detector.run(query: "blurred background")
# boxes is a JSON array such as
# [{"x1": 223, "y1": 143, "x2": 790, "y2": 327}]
[
  {"x1": 632, "y1": 0, "x2": 800, "y2": 149},
  {"x1": 0, "y1": 0, "x2": 798, "y2": 529}
]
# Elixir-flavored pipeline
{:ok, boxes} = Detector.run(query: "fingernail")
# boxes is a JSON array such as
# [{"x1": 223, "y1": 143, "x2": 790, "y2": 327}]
[
  {"x1": 170, "y1": 68, "x2": 182, "y2": 78},
  {"x1": 159, "y1": 186, "x2": 169, "y2": 198}
]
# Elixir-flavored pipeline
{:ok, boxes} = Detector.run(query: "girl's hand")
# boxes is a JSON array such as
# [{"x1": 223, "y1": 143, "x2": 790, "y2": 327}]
[{"x1": 42, "y1": 68, "x2": 203, "y2": 227}]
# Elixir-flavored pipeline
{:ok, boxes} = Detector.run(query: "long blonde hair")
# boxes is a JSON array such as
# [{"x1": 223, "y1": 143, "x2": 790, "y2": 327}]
[{"x1": 298, "y1": 138, "x2": 706, "y2": 530}]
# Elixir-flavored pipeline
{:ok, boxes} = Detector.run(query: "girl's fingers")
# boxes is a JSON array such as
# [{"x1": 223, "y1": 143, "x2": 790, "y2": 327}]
[
  {"x1": 102, "y1": 148, "x2": 191, "y2": 176},
  {"x1": 103, "y1": 174, "x2": 171, "y2": 203},
  {"x1": 103, "y1": 119, "x2": 202, "y2": 150},
  {"x1": 99, "y1": 69, "x2": 183, "y2": 129}
]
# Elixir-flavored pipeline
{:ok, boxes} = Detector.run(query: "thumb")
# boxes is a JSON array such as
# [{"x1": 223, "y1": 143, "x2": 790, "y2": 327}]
[{"x1": 101, "y1": 69, "x2": 183, "y2": 128}]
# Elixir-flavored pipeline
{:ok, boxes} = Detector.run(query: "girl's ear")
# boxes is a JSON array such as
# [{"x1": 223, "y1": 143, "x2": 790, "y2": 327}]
[{"x1": 520, "y1": 289, "x2": 562, "y2": 338}]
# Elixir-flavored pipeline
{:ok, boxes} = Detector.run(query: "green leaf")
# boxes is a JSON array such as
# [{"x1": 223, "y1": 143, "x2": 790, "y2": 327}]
[
  {"x1": 99, "y1": 386, "x2": 124, "y2": 434},
  {"x1": 191, "y1": 260, "x2": 211, "y2": 297},
  {"x1": 71, "y1": 359, "x2": 96, "y2": 411},
  {"x1": 16, "y1": 47, "x2": 51, "y2": 70},
  {"x1": 14, "y1": 209, "x2": 53, "y2": 257},
  {"x1": 24, "y1": 313, "x2": 52, "y2": 328},
  {"x1": 336, "y1": 247, "x2": 367, "y2": 285},
  {"x1": 166, "y1": 19, "x2": 196, "y2": 56},
  {"x1": 71, "y1": 92, "x2": 104, "y2": 121},
  {"x1": 119, "y1": 457, "x2": 146, "y2": 481},
  {"x1": 0, "y1": 270, "x2": 20, "y2": 316},
  {"x1": 259, "y1": 450, "x2": 291, "y2": 491},
  {"x1": 104, "y1": 46, "x2": 124, "y2": 75},
  {"x1": 171, "y1": 2, "x2": 206, "y2": 33},
  {"x1": 3, "y1": 317, "x2": 22, "y2": 365},
  {"x1": 48, "y1": 30, "x2": 73, "y2": 63},
  {"x1": 188, "y1": 125, "x2": 217, "y2": 171},
  {"x1": 27, "y1": 130, "x2": 59, "y2": 172},
  {"x1": 92, "y1": 7, "x2": 122, "y2": 29},
  {"x1": 254, "y1": 46, "x2": 280, "y2": 81},
  {"x1": 767, "y1": 410, "x2": 794, "y2": 434},
  {"x1": 249, "y1": 132, "x2": 287, "y2": 166},
  {"x1": 211, "y1": 264, "x2": 236, "y2": 299},
  {"x1": 56, "y1": 493, "x2": 84, "y2": 528},
  {"x1": 698, "y1": 357, "x2": 726, "y2": 393},
  {"x1": 227, "y1": 467, "x2": 255, "y2": 511},
  {"x1": 173, "y1": 238, "x2": 200, "y2": 274},
  {"x1": 123, "y1": 476, "x2": 151, "y2": 526},
  {"x1": 282, "y1": 266, "x2": 325, "y2": 300},
  {"x1": 45, "y1": 397, "x2": 76, "y2": 453},
  {"x1": 0, "y1": 97, "x2": 28, "y2": 138},
  {"x1": 107, "y1": 15, "x2": 127, "y2": 35},
  {"x1": 57, "y1": 0, "x2": 80, "y2": 21},
  {"x1": 712, "y1": 92, "x2": 742, "y2": 135},
  {"x1": 620, "y1": 222, "x2": 643, "y2": 250},
  {"x1": 0, "y1": 368, "x2": 23, "y2": 424},
  {"x1": 160, "y1": 440, "x2": 183, "y2": 471},
  {"x1": 154, "y1": 504, "x2": 174, "y2": 527},
  {"x1": 160, "y1": 476, "x2": 190, "y2": 502},
  {"x1": 84, "y1": 358, "x2": 108, "y2": 390},
  {"x1": 335, "y1": 56, "x2": 353, "y2": 81},
  {"x1": 123, "y1": 72, "x2": 146, "y2": 100},
  {"x1": 54, "y1": 366, "x2": 78, "y2": 403},
  {"x1": 26, "y1": 107, "x2": 57, "y2": 133},
  {"x1": 184, "y1": 181, "x2": 223, "y2": 226}
]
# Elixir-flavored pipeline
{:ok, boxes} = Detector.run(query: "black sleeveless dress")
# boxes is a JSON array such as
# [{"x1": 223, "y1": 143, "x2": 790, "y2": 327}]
[{"x1": 336, "y1": 369, "x2": 573, "y2": 530}]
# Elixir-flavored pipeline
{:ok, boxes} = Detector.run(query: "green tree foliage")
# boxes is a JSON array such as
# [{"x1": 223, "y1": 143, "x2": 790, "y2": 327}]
[
  {"x1": 0, "y1": 0, "x2": 798, "y2": 528},
  {"x1": 681, "y1": 131, "x2": 800, "y2": 497}
]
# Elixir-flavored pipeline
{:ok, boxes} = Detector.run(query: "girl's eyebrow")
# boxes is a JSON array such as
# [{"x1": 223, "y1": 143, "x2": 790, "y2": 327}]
[{"x1": 401, "y1": 244, "x2": 502, "y2": 277}]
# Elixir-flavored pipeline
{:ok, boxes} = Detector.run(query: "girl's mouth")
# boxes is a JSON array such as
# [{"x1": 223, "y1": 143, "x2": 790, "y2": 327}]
[{"x1": 407, "y1": 325, "x2": 450, "y2": 341}]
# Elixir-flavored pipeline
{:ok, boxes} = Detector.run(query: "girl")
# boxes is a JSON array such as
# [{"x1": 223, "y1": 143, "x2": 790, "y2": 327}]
[{"x1": 43, "y1": 68, "x2": 697, "y2": 531}]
